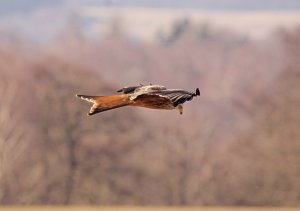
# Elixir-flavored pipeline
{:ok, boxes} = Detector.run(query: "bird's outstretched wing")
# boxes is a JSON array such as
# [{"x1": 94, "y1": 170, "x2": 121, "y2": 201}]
[
  {"x1": 135, "y1": 88, "x2": 200, "y2": 107},
  {"x1": 117, "y1": 85, "x2": 142, "y2": 94},
  {"x1": 117, "y1": 83, "x2": 165, "y2": 94}
]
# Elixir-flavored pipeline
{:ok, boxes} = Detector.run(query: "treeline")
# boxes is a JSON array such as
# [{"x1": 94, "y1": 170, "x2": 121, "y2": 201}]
[{"x1": 0, "y1": 20, "x2": 300, "y2": 205}]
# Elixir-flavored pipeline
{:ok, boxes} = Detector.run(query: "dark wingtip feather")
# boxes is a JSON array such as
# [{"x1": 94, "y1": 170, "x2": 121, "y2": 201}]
[{"x1": 195, "y1": 88, "x2": 200, "y2": 96}]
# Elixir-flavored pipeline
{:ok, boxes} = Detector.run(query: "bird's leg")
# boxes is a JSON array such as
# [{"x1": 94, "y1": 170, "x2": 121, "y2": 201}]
[{"x1": 176, "y1": 104, "x2": 183, "y2": 115}]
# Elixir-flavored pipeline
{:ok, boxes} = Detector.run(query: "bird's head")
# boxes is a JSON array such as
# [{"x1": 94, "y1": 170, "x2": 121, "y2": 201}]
[{"x1": 194, "y1": 88, "x2": 200, "y2": 96}]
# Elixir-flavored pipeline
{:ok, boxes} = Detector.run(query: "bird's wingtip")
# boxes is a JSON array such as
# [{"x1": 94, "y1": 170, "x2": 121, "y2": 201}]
[{"x1": 195, "y1": 88, "x2": 200, "y2": 96}]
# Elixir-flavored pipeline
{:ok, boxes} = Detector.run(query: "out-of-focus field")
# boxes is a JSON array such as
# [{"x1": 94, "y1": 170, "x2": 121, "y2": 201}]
[{"x1": 0, "y1": 208, "x2": 299, "y2": 211}]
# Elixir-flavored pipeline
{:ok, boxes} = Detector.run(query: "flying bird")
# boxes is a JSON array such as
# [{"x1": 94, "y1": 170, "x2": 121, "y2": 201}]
[{"x1": 76, "y1": 84, "x2": 200, "y2": 115}]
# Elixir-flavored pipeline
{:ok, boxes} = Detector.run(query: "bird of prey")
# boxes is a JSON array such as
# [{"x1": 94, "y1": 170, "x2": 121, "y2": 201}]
[{"x1": 76, "y1": 84, "x2": 200, "y2": 115}]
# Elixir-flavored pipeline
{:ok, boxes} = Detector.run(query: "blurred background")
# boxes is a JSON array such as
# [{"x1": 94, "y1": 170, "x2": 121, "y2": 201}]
[{"x1": 0, "y1": 0, "x2": 300, "y2": 206}]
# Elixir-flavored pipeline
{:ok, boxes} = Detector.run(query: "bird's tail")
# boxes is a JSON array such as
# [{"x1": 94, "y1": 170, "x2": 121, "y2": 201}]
[{"x1": 76, "y1": 94, "x2": 131, "y2": 115}]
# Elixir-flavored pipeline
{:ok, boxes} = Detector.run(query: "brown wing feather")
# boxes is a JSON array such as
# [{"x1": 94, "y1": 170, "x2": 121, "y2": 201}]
[{"x1": 132, "y1": 94, "x2": 174, "y2": 109}]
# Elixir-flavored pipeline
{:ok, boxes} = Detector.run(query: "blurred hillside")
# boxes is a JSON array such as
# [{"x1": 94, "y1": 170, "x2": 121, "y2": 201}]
[
  {"x1": 1, "y1": 1, "x2": 300, "y2": 42},
  {"x1": 0, "y1": 9, "x2": 300, "y2": 206},
  {"x1": 1, "y1": 0, "x2": 300, "y2": 12},
  {"x1": 80, "y1": 8, "x2": 300, "y2": 41}
]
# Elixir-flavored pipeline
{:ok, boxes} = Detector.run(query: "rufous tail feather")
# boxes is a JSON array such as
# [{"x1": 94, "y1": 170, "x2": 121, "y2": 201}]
[{"x1": 76, "y1": 94, "x2": 131, "y2": 115}]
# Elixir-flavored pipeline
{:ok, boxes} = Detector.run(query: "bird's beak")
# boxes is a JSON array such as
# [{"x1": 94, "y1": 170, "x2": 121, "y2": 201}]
[{"x1": 177, "y1": 105, "x2": 183, "y2": 115}]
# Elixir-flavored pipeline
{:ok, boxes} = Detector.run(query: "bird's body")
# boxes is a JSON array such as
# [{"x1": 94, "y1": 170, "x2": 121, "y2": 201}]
[{"x1": 76, "y1": 84, "x2": 200, "y2": 115}]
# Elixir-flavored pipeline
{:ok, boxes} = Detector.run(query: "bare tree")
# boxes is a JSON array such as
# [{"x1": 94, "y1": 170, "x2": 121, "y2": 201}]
[{"x1": 0, "y1": 80, "x2": 28, "y2": 203}]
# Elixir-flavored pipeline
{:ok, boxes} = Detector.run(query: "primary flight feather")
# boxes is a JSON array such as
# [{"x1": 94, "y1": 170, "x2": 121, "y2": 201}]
[{"x1": 76, "y1": 84, "x2": 200, "y2": 115}]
